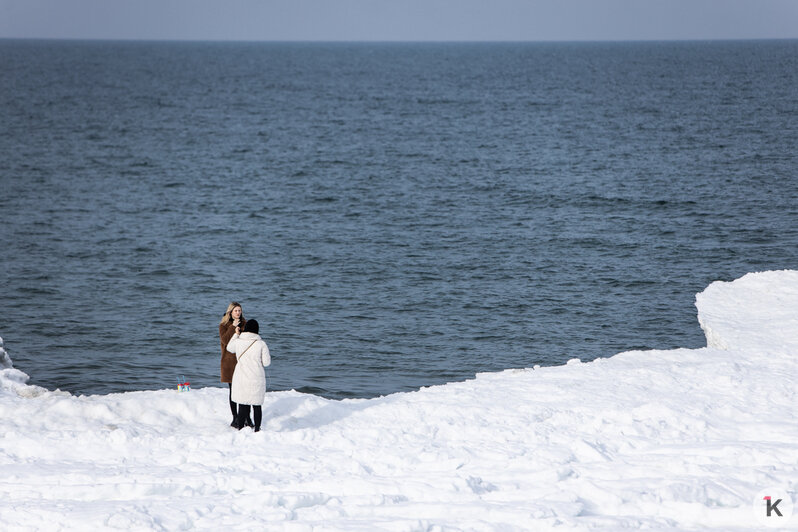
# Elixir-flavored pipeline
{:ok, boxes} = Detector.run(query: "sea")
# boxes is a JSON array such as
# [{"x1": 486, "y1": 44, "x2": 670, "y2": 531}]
[{"x1": 1, "y1": 39, "x2": 797, "y2": 399}]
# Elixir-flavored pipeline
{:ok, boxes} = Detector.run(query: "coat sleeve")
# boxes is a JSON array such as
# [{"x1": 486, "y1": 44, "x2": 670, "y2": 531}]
[
  {"x1": 220, "y1": 324, "x2": 237, "y2": 354},
  {"x1": 261, "y1": 343, "x2": 271, "y2": 367},
  {"x1": 226, "y1": 334, "x2": 240, "y2": 354},
  {"x1": 219, "y1": 324, "x2": 227, "y2": 351}
]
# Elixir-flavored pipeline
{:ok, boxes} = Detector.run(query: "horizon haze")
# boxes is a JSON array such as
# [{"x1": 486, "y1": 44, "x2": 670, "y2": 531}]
[{"x1": 1, "y1": 0, "x2": 797, "y2": 42}]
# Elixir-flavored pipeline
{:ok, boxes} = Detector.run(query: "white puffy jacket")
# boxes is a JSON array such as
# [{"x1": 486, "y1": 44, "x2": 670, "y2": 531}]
[{"x1": 227, "y1": 332, "x2": 271, "y2": 405}]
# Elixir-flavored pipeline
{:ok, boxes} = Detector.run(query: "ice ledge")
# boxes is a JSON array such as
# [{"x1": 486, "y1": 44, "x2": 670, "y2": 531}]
[{"x1": 696, "y1": 270, "x2": 798, "y2": 351}]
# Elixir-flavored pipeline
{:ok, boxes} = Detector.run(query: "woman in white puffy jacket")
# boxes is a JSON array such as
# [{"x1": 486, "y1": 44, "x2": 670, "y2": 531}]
[{"x1": 226, "y1": 319, "x2": 271, "y2": 431}]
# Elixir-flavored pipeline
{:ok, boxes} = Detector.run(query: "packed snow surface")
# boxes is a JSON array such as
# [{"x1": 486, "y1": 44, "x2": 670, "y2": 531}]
[{"x1": 1, "y1": 271, "x2": 796, "y2": 530}]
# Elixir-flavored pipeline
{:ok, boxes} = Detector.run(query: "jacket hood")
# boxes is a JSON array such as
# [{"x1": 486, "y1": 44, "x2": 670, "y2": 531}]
[{"x1": 239, "y1": 332, "x2": 261, "y2": 341}]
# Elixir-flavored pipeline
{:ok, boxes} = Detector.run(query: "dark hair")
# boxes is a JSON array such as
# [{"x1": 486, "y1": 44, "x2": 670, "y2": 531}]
[{"x1": 243, "y1": 319, "x2": 259, "y2": 334}]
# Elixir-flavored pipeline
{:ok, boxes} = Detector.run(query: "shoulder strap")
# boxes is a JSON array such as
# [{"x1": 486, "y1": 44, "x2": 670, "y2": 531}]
[{"x1": 237, "y1": 339, "x2": 258, "y2": 362}]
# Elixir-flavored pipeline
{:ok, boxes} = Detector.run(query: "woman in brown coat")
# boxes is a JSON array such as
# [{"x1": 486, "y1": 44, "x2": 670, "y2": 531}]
[{"x1": 219, "y1": 302, "x2": 251, "y2": 427}]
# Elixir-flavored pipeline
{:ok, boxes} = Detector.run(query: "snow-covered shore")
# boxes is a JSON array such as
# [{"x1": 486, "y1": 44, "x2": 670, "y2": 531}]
[{"x1": 1, "y1": 271, "x2": 796, "y2": 531}]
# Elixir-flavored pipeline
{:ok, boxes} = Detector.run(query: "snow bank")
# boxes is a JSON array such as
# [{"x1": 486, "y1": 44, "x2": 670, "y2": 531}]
[
  {"x1": 697, "y1": 269, "x2": 798, "y2": 351},
  {"x1": 1, "y1": 272, "x2": 796, "y2": 531}
]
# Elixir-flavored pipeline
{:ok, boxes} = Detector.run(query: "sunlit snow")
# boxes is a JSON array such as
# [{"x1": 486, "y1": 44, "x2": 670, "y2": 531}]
[{"x1": 1, "y1": 271, "x2": 796, "y2": 530}]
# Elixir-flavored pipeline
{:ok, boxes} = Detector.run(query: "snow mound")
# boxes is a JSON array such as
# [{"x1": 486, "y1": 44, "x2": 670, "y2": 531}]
[
  {"x1": 0, "y1": 271, "x2": 796, "y2": 530},
  {"x1": 696, "y1": 270, "x2": 798, "y2": 350}
]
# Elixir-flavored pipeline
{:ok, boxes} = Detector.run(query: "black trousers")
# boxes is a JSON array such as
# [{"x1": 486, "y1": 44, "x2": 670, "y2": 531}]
[
  {"x1": 228, "y1": 383, "x2": 237, "y2": 417},
  {"x1": 237, "y1": 404, "x2": 262, "y2": 430}
]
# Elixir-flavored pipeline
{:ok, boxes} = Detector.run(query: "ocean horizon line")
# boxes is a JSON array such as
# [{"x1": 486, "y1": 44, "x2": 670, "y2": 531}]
[{"x1": 2, "y1": 36, "x2": 797, "y2": 45}]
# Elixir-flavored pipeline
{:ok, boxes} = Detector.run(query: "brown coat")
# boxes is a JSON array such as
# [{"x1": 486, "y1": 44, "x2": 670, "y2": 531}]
[{"x1": 219, "y1": 318, "x2": 246, "y2": 382}]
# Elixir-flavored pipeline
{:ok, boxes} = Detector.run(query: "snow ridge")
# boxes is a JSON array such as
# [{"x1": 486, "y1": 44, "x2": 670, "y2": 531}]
[{"x1": 0, "y1": 271, "x2": 796, "y2": 530}]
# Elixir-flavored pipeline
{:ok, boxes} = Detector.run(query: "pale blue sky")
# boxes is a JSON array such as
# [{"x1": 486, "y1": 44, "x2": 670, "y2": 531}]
[{"x1": 1, "y1": 0, "x2": 797, "y2": 41}]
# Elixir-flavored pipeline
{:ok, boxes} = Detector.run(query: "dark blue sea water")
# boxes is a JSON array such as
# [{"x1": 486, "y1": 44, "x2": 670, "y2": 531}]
[{"x1": 1, "y1": 40, "x2": 797, "y2": 399}]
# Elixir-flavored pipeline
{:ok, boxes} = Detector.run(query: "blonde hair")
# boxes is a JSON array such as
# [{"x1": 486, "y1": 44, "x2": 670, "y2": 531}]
[{"x1": 220, "y1": 302, "x2": 244, "y2": 326}]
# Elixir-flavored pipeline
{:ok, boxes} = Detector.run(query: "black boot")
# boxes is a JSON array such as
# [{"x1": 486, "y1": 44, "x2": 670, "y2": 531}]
[
  {"x1": 253, "y1": 406, "x2": 262, "y2": 432},
  {"x1": 236, "y1": 404, "x2": 251, "y2": 430}
]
